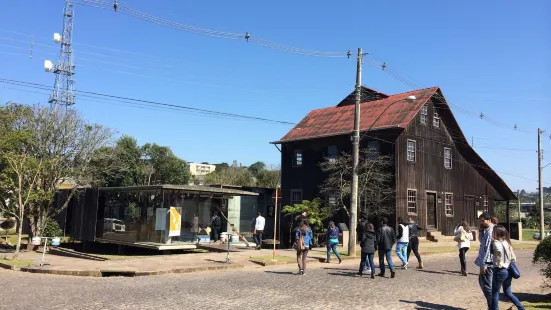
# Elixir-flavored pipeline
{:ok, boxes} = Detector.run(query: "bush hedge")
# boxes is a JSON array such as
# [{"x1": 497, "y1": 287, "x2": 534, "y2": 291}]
[{"x1": 533, "y1": 236, "x2": 551, "y2": 288}]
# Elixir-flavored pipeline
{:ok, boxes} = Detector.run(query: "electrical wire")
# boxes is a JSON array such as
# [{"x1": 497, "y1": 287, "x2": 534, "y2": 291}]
[
  {"x1": 72, "y1": 0, "x2": 349, "y2": 58},
  {"x1": 1, "y1": 76, "x2": 544, "y2": 185}
]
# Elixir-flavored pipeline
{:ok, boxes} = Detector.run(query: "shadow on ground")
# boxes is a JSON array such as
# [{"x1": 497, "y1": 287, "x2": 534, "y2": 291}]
[{"x1": 400, "y1": 299, "x2": 466, "y2": 310}]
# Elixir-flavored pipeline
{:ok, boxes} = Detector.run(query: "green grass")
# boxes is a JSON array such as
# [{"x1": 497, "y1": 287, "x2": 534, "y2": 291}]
[
  {"x1": 0, "y1": 258, "x2": 33, "y2": 267},
  {"x1": 524, "y1": 300, "x2": 551, "y2": 310},
  {"x1": 523, "y1": 229, "x2": 538, "y2": 241}
]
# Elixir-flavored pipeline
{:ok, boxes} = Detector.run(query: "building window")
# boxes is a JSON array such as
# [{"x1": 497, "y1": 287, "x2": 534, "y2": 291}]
[
  {"x1": 327, "y1": 192, "x2": 337, "y2": 206},
  {"x1": 407, "y1": 140, "x2": 416, "y2": 162},
  {"x1": 293, "y1": 150, "x2": 303, "y2": 167},
  {"x1": 445, "y1": 193, "x2": 453, "y2": 216},
  {"x1": 291, "y1": 189, "x2": 302, "y2": 205},
  {"x1": 407, "y1": 189, "x2": 417, "y2": 214},
  {"x1": 433, "y1": 110, "x2": 440, "y2": 128},
  {"x1": 420, "y1": 104, "x2": 427, "y2": 124},
  {"x1": 444, "y1": 147, "x2": 452, "y2": 169},
  {"x1": 483, "y1": 196, "x2": 489, "y2": 212},
  {"x1": 327, "y1": 145, "x2": 337, "y2": 162}
]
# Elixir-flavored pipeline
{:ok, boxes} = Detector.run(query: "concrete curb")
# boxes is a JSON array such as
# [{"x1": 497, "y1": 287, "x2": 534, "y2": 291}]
[
  {"x1": 16, "y1": 263, "x2": 247, "y2": 277},
  {"x1": 0, "y1": 262, "x2": 21, "y2": 271}
]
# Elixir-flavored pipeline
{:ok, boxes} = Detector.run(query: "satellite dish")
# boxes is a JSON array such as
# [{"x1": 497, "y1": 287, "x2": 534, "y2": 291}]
[
  {"x1": 44, "y1": 60, "x2": 54, "y2": 72},
  {"x1": 53, "y1": 33, "x2": 62, "y2": 43}
]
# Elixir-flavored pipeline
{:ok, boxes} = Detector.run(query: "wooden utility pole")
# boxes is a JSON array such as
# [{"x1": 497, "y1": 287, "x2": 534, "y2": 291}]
[
  {"x1": 517, "y1": 190, "x2": 521, "y2": 221},
  {"x1": 348, "y1": 47, "x2": 362, "y2": 257},
  {"x1": 272, "y1": 187, "x2": 279, "y2": 261},
  {"x1": 538, "y1": 128, "x2": 544, "y2": 240}
]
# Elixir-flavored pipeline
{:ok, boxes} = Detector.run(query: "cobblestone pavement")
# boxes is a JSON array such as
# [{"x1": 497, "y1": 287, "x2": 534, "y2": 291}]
[{"x1": 1, "y1": 250, "x2": 545, "y2": 310}]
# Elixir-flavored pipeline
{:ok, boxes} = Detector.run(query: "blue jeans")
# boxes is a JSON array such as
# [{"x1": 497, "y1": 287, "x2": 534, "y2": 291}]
[
  {"x1": 378, "y1": 249, "x2": 395, "y2": 275},
  {"x1": 396, "y1": 242, "x2": 408, "y2": 265},
  {"x1": 479, "y1": 266, "x2": 493, "y2": 309},
  {"x1": 326, "y1": 242, "x2": 341, "y2": 262},
  {"x1": 491, "y1": 268, "x2": 525, "y2": 310},
  {"x1": 359, "y1": 252, "x2": 375, "y2": 276}
]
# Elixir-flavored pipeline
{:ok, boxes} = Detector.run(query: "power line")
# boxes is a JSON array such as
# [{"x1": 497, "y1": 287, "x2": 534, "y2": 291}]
[
  {"x1": 1, "y1": 76, "x2": 544, "y2": 185},
  {"x1": 365, "y1": 57, "x2": 543, "y2": 134},
  {"x1": 72, "y1": 0, "x2": 349, "y2": 58}
]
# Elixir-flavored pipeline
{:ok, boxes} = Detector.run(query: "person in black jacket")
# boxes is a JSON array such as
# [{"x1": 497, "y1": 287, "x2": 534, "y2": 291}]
[
  {"x1": 358, "y1": 222, "x2": 377, "y2": 279},
  {"x1": 376, "y1": 217, "x2": 396, "y2": 278},
  {"x1": 406, "y1": 217, "x2": 424, "y2": 269}
]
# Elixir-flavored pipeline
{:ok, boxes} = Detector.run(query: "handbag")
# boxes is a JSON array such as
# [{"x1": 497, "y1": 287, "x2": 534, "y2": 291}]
[{"x1": 499, "y1": 241, "x2": 520, "y2": 279}]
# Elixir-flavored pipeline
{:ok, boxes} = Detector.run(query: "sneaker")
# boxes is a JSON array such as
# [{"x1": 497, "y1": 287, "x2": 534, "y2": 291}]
[
  {"x1": 338, "y1": 258, "x2": 342, "y2": 264},
  {"x1": 365, "y1": 268, "x2": 371, "y2": 273},
  {"x1": 370, "y1": 274, "x2": 375, "y2": 279},
  {"x1": 299, "y1": 269, "x2": 304, "y2": 275},
  {"x1": 377, "y1": 273, "x2": 385, "y2": 277},
  {"x1": 403, "y1": 262, "x2": 408, "y2": 270},
  {"x1": 391, "y1": 271, "x2": 396, "y2": 278}
]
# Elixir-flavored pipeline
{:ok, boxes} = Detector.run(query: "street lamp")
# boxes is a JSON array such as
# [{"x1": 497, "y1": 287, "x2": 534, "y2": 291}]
[{"x1": 348, "y1": 95, "x2": 416, "y2": 256}]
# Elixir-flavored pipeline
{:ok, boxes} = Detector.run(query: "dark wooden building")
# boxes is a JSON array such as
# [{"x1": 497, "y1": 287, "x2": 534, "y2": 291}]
[{"x1": 271, "y1": 86, "x2": 516, "y2": 240}]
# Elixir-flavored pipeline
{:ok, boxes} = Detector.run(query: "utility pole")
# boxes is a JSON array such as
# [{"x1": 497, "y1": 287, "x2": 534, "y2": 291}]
[
  {"x1": 538, "y1": 128, "x2": 544, "y2": 240},
  {"x1": 517, "y1": 190, "x2": 521, "y2": 222},
  {"x1": 348, "y1": 47, "x2": 362, "y2": 257}
]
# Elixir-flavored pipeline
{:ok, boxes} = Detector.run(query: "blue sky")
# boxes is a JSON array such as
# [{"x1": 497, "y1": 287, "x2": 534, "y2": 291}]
[{"x1": 0, "y1": 0, "x2": 549, "y2": 192}]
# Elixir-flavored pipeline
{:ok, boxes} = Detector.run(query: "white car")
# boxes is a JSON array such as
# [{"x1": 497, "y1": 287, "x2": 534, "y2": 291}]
[
  {"x1": 104, "y1": 218, "x2": 126, "y2": 232},
  {"x1": 533, "y1": 230, "x2": 551, "y2": 240}
]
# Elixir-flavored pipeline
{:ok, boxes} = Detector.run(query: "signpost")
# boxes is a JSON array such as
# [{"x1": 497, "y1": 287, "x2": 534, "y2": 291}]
[{"x1": 272, "y1": 187, "x2": 281, "y2": 261}]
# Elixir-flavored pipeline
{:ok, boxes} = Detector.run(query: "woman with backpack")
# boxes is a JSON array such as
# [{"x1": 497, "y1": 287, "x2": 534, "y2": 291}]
[
  {"x1": 453, "y1": 220, "x2": 473, "y2": 276},
  {"x1": 358, "y1": 222, "x2": 377, "y2": 279},
  {"x1": 326, "y1": 221, "x2": 342, "y2": 264},
  {"x1": 491, "y1": 225, "x2": 524, "y2": 310},
  {"x1": 294, "y1": 219, "x2": 313, "y2": 275}
]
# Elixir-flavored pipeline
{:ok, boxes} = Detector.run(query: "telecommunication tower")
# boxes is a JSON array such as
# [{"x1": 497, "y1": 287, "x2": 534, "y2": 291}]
[{"x1": 45, "y1": 0, "x2": 76, "y2": 106}]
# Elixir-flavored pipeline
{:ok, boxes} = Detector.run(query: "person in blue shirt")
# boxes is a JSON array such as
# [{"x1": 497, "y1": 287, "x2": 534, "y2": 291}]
[
  {"x1": 326, "y1": 221, "x2": 342, "y2": 264},
  {"x1": 295, "y1": 219, "x2": 313, "y2": 275}
]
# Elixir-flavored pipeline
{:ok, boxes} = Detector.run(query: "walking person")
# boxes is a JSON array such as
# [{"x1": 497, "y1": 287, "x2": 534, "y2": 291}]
[
  {"x1": 358, "y1": 222, "x2": 377, "y2": 279},
  {"x1": 376, "y1": 217, "x2": 396, "y2": 278},
  {"x1": 396, "y1": 217, "x2": 410, "y2": 269},
  {"x1": 454, "y1": 220, "x2": 473, "y2": 276},
  {"x1": 491, "y1": 225, "x2": 525, "y2": 310},
  {"x1": 359, "y1": 217, "x2": 372, "y2": 273},
  {"x1": 253, "y1": 212, "x2": 265, "y2": 250},
  {"x1": 406, "y1": 217, "x2": 423, "y2": 269},
  {"x1": 325, "y1": 221, "x2": 342, "y2": 264},
  {"x1": 211, "y1": 211, "x2": 222, "y2": 243},
  {"x1": 295, "y1": 219, "x2": 313, "y2": 275},
  {"x1": 475, "y1": 212, "x2": 495, "y2": 309}
]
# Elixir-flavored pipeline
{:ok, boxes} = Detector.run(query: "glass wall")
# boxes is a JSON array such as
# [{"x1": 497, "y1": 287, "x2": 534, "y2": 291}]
[{"x1": 98, "y1": 189, "x2": 227, "y2": 244}]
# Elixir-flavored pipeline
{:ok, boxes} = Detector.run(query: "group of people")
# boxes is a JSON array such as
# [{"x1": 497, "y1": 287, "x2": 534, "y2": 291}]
[
  {"x1": 473, "y1": 212, "x2": 525, "y2": 310},
  {"x1": 292, "y1": 211, "x2": 526, "y2": 309}
]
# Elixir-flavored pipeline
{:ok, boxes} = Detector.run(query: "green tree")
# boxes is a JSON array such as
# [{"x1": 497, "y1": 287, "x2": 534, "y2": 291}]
[
  {"x1": 255, "y1": 169, "x2": 280, "y2": 188},
  {"x1": 248, "y1": 161, "x2": 266, "y2": 176},
  {"x1": 204, "y1": 166, "x2": 254, "y2": 186},
  {"x1": 281, "y1": 198, "x2": 333, "y2": 233}
]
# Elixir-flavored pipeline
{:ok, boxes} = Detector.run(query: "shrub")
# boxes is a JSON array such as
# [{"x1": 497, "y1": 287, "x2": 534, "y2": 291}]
[
  {"x1": 533, "y1": 236, "x2": 551, "y2": 288},
  {"x1": 43, "y1": 219, "x2": 63, "y2": 238}
]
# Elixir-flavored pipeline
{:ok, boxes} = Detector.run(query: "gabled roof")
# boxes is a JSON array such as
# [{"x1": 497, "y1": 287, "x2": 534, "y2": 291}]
[
  {"x1": 336, "y1": 86, "x2": 389, "y2": 107},
  {"x1": 272, "y1": 86, "x2": 439, "y2": 144}
]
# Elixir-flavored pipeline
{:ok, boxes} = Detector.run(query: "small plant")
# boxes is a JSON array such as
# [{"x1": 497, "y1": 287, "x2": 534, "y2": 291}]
[
  {"x1": 42, "y1": 219, "x2": 63, "y2": 238},
  {"x1": 1, "y1": 219, "x2": 16, "y2": 243},
  {"x1": 533, "y1": 236, "x2": 551, "y2": 288}
]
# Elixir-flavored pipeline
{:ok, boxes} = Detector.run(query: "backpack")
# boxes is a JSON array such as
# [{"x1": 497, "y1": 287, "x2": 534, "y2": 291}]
[{"x1": 294, "y1": 231, "x2": 305, "y2": 251}]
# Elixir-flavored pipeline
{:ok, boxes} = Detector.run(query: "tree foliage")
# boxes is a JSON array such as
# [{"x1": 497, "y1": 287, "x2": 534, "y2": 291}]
[
  {"x1": 533, "y1": 236, "x2": 551, "y2": 288},
  {"x1": 281, "y1": 198, "x2": 333, "y2": 233},
  {"x1": 91, "y1": 136, "x2": 191, "y2": 187},
  {"x1": 204, "y1": 161, "x2": 279, "y2": 188},
  {"x1": 319, "y1": 149, "x2": 394, "y2": 219}
]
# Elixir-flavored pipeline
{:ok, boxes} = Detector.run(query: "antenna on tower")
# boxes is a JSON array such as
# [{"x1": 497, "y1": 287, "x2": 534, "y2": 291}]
[{"x1": 45, "y1": 0, "x2": 76, "y2": 106}]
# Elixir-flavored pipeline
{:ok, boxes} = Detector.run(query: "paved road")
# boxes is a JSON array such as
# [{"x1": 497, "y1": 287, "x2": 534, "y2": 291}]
[{"x1": 1, "y1": 250, "x2": 544, "y2": 310}]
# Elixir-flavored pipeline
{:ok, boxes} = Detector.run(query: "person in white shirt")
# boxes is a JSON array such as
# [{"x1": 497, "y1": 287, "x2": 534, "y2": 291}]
[
  {"x1": 453, "y1": 220, "x2": 473, "y2": 276},
  {"x1": 254, "y1": 212, "x2": 266, "y2": 250},
  {"x1": 396, "y1": 217, "x2": 410, "y2": 269}
]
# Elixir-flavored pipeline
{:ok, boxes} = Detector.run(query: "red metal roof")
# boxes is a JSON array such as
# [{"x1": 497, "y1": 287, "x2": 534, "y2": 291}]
[{"x1": 276, "y1": 86, "x2": 440, "y2": 143}]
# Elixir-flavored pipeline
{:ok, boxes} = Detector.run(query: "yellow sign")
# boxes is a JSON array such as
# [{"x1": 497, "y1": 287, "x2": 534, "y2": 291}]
[{"x1": 169, "y1": 207, "x2": 181, "y2": 237}]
